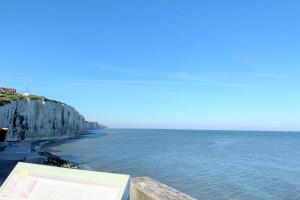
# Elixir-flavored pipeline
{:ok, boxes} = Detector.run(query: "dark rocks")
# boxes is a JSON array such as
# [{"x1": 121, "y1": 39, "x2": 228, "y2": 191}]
[{"x1": 39, "y1": 151, "x2": 79, "y2": 169}]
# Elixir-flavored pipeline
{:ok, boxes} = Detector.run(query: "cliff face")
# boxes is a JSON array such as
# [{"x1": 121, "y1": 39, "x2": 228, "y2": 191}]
[
  {"x1": 85, "y1": 121, "x2": 105, "y2": 130},
  {"x1": 0, "y1": 99, "x2": 99, "y2": 141}
]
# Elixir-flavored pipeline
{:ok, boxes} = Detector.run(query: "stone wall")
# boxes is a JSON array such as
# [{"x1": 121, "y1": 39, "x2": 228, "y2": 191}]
[
  {"x1": 131, "y1": 177, "x2": 197, "y2": 200},
  {"x1": 0, "y1": 88, "x2": 16, "y2": 95}
]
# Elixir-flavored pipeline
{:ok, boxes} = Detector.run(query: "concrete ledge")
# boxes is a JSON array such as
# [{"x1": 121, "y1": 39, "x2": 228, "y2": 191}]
[{"x1": 131, "y1": 177, "x2": 197, "y2": 200}]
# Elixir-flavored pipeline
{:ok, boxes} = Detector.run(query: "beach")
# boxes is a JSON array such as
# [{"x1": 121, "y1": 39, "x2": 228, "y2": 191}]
[{"x1": 0, "y1": 138, "x2": 80, "y2": 185}]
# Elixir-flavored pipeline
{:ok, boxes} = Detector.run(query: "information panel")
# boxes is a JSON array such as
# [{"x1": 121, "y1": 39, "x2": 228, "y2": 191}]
[{"x1": 0, "y1": 162, "x2": 130, "y2": 200}]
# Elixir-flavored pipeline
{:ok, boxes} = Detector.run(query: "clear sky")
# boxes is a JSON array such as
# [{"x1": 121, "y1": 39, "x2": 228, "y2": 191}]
[{"x1": 1, "y1": 0, "x2": 300, "y2": 131}]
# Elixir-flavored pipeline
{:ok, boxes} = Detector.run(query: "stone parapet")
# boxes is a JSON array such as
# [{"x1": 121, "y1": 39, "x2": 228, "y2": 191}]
[{"x1": 131, "y1": 177, "x2": 197, "y2": 200}]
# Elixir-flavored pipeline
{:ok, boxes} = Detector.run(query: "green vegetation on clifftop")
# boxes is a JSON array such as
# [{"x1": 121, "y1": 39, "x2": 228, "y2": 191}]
[{"x1": 0, "y1": 94, "x2": 61, "y2": 106}]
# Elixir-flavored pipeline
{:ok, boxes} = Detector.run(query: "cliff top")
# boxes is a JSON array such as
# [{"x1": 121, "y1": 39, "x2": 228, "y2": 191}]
[{"x1": 0, "y1": 93, "x2": 61, "y2": 106}]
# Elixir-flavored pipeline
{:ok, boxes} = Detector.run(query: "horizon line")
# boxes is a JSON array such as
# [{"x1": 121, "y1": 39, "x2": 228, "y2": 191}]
[{"x1": 102, "y1": 127, "x2": 300, "y2": 133}]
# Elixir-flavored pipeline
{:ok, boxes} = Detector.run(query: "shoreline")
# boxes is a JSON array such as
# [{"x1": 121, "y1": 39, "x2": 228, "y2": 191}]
[
  {"x1": 0, "y1": 129, "x2": 199, "y2": 199},
  {"x1": 0, "y1": 132, "x2": 91, "y2": 185}
]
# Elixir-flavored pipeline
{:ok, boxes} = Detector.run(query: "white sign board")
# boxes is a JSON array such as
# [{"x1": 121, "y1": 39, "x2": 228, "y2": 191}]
[{"x1": 0, "y1": 162, "x2": 130, "y2": 200}]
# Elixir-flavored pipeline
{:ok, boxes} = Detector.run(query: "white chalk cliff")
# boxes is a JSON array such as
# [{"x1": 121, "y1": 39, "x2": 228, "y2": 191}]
[{"x1": 0, "y1": 99, "x2": 103, "y2": 141}]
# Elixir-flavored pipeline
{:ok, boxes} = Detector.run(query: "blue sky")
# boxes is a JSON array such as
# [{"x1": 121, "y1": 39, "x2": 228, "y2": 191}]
[{"x1": 1, "y1": 0, "x2": 300, "y2": 131}]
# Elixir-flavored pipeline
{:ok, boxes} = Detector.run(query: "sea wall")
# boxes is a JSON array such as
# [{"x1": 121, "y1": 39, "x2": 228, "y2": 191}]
[
  {"x1": 0, "y1": 100, "x2": 88, "y2": 141},
  {"x1": 131, "y1": 177, "x2": 197, "y2": 200}
]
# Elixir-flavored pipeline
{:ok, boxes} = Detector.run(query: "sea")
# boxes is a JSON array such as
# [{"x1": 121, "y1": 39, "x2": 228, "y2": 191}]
[{"x1": 43, "y1": 129, "x2": 300, "y2": 200}]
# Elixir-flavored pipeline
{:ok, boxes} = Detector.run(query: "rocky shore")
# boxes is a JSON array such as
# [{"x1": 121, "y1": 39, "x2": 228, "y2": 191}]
[
  {"x1": 0, "y1": 134, "x2": 198, "y2": 200},
  {"x1": 0, "y1": 138, "x2": 80, "y2": 185},
  {"x1": 39, "y1": 151, "x2": 79, "y2": 169}
]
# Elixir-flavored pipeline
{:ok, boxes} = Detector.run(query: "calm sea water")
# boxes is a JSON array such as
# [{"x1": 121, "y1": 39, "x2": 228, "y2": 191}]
[{"x1": 44, "y1": 129, "x2": 300, "y2": 200}]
